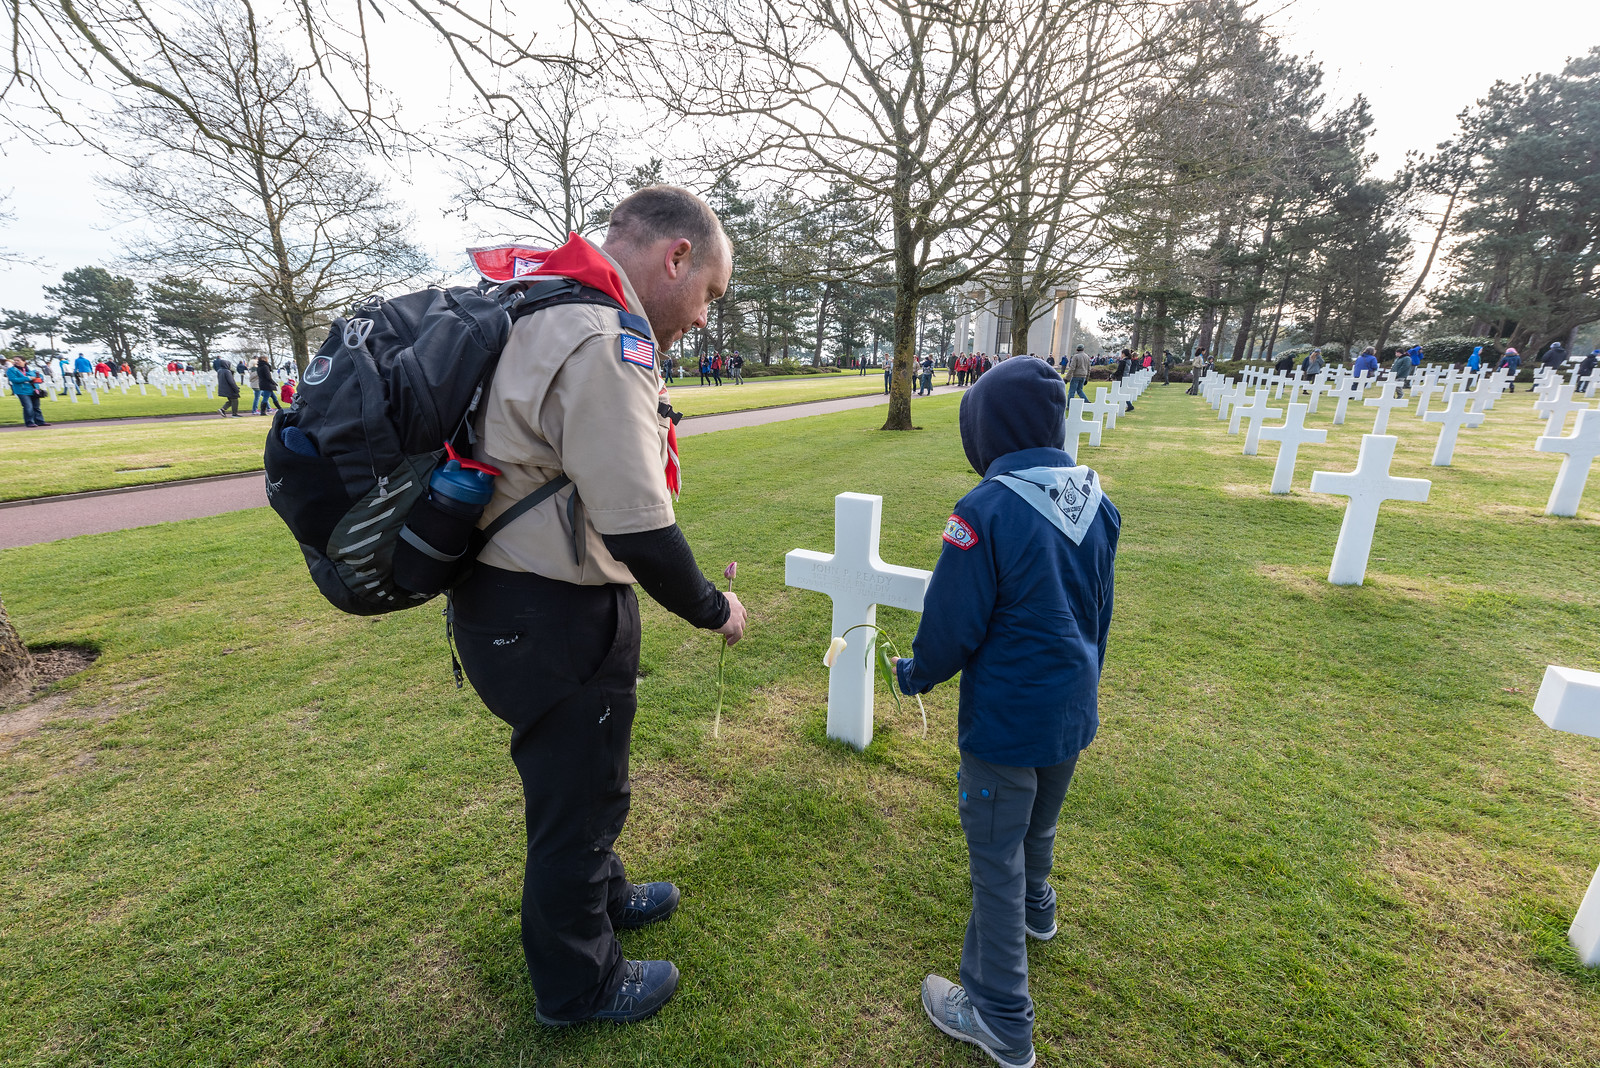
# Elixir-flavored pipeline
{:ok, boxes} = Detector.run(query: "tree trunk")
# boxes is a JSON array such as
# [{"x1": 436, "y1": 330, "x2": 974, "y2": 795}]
[
  {"x1": 1376, "y1": 180, "x2": 1462, "y2": 354},
  {"x1": 1150, "y1": 295, "x2": 1168, "y2": 366},
  {"x1": 0, "y1": 597, "x2": 36, "y2": 698}
]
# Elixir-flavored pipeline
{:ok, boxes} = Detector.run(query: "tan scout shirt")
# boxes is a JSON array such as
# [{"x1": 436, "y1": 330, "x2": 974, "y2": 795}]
[{"x1": 473, "y1": 253, "x2": 673, "y2": 584}]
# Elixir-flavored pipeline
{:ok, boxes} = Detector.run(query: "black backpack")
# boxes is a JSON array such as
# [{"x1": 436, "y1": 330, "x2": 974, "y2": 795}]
[{"x1": 264, "y1": 278, "x2": 623, "y2": 615}]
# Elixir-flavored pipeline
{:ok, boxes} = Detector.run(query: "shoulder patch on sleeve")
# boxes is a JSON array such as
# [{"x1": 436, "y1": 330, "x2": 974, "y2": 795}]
[
  {"x1": 618, "y1": 310, "x2": 653, "y2": 338},
  {"x1": 942, "y1": 514, "x2": 979, "y2": 550},
  {"x1": 620, "y1": 334, "x2": 656, "y2": 369}
]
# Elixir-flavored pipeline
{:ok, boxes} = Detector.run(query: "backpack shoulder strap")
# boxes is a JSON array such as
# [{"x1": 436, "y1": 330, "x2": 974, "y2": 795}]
[
  {"x1": 480, "y1": 473, "x2": 572, "y2": 545},
  {"x1": 474, "y1": 278, "x2": 641, "y2": 550}
]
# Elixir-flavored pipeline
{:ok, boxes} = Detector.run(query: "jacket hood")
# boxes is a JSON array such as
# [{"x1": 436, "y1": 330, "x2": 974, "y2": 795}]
[{"x1": 959, "y1": 356, "x2": 1067, "y2": 475}]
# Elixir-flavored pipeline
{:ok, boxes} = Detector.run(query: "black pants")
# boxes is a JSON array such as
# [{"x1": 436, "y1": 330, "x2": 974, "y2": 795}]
[
  {"x1": 450, "y1": 566, "x2": 641, "y2": 1020},
  {"x1": 219, "y1": 390, "x2": 239, "y2": 415}
]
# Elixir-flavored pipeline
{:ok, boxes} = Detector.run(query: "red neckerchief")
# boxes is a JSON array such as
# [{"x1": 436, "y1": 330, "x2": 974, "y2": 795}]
[
  {"x1": 468, "y1": 233, "x2": 630, "y2": 310},
  {"x1": 469, "y1": 234, "x2": 679, "y2": 497}
]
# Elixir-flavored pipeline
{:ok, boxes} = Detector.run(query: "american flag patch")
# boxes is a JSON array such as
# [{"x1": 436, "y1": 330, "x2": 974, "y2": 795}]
[
  {"x1": 620, "y1": 334, "x2": 656, "y2": 369},
  {"x1": 513, "y1": 256, "x2": 540, "y2": 277}
]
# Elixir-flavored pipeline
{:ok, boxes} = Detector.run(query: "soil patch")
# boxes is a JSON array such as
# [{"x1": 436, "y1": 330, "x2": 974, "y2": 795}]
[{"x1": 0, "y1": 645, "x2": 102, "y2": 750}]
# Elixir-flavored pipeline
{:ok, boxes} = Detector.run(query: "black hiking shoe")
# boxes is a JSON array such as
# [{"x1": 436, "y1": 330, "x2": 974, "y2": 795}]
[
  {"x1": 535, "y1": 959, "x2": 680, "y2": 1026},
  {"x1": 616, "y1": 881, "x2": 680, "y2": 929}
]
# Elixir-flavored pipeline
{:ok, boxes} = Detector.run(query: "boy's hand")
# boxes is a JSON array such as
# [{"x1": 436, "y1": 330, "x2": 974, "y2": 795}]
[{"x1": 889, "y1": 657, "x2": 901, "y2": 670}]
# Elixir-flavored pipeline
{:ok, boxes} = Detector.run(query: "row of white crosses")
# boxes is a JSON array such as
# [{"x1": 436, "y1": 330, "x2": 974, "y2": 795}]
[
  {"x1": 1195, "y1": 367, "x2": 1442, "y2": 586},
  {"x1": 1066, "y1": 368, "x2": 1155, "y2": 458}
]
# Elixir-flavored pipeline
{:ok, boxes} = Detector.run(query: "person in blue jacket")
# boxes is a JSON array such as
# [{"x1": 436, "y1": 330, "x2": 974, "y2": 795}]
[
  {"x1": 1352, "y1": 346, "x2": 1380, "y2": 377},
  {"x1": 72, "y1": 352, "x2": 92, "y2": 394},
  {"x1": 6, "y1": 356, "x2": 49, "y2": 426},
  {"x1": 892, "y1": 357, "x2": 1119, "y2": 1068}
]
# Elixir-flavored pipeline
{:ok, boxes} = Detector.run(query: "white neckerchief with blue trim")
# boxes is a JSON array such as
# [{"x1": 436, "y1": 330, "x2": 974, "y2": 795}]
[{"x1": 991, "y1": 465, "x2": 1104, "y2": 545}]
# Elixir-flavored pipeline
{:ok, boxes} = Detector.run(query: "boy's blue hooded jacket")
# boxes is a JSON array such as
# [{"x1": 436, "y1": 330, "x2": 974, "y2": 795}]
[{"x1": 896, "y1": 357, "x2": 1120, "y2": 767}]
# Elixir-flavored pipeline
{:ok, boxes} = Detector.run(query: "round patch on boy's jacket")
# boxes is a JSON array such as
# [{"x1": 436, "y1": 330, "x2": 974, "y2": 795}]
[{"x1": 943, "y1": 514, "x2": 978, "y2": 550}]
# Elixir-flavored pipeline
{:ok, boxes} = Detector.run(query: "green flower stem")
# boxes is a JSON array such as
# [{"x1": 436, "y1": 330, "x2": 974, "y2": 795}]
[{"x1": 837, "y1": 623, "x2": 925, "y2": 737}]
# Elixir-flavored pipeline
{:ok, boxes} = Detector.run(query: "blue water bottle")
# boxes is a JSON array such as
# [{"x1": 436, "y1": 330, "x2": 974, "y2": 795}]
[{"x1": 393, "y1": 457, "x2": 500, "y2": 596}]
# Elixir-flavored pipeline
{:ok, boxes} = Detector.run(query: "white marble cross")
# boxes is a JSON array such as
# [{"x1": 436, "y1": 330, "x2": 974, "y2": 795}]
[
  {"x1": 1469, "y1": 370, "x2": 1503, "y2": 412},
  {"x1": 1217, "y1": 382, "x2": 1245, "y2": 424},
  {"x1": 1331, "y1": 375, "x2": 1367, "y2": 426},
  {"x1": 1412, "y1": 374, "x2": 1445, "y2": 418},
  {"x1": 1067, "y1": 396, "x2": 1103, "y2": 455},
  {"x1": 1086, "y1": 387, "x2": 1120, "y2": 430},
  {"x1": 786, "y1": 493, "x2": 931, "y2": 751},
  {"x1": 1309, "y1": 434, "x2": 1431, "y2": 586},
  {"x1": 1423, "y1": 389, "x2": 1485, "y2": 466},
  {"x1": 1536, "y1": 385, "x2": 1589, "y2": 436},
  {"x1": 1303, "y1": 373, "x2": 1330, "y2": 414},
  {"x1": 1236, "y1": 389, "x2": 1284, "y2": 454},
  {"x1": 1229, "y1": 387, "x2": 1265, "y2": 435},
  {"x1": 1533, "y1": 664, "x2": 1600, "y2": 967},
  {"x1": 1536, "y1": 408, "x2": 1600, "y2": 517},
  {"x1": 1363, "y1": 390, "x2": 1410, "y2": 435},
  {"x1": 1259, "y1": 402, "x2": 1328, "y2": 493}
]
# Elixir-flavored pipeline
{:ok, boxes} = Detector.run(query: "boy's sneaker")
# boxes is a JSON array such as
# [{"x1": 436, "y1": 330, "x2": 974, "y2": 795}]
[
  {"x1": 535, "y1": 959, "x2": 679, "y2": 1026},
  {"x1": 615, "y1": 880, "x2": 680, "y2": 929},
  {"x1": 921, "y1": 974, "x2": 1036, "y2": 1068}
]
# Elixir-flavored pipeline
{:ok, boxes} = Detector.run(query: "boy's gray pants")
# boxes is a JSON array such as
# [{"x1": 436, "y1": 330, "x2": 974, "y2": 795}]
[{"x1": 957, "y1": 749, "x2": 1079, "y2": 1049}]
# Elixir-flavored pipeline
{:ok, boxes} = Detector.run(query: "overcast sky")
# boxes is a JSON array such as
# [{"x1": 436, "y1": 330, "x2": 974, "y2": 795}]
[{"x1": 0, "y1": 0, "x2": 1595, "y2": 318}]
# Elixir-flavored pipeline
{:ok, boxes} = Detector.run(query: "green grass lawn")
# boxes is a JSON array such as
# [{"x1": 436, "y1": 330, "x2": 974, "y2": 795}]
[
  {"x1": 1, "y1": 387, "x2": 245, "y2": 426},
  {"x1": 0, "y1": 418, "x2": 274, "y2": 501},
  {"x1": 664, "y1": 371, "x2": 893, "y2": 416},
  {"x1": 1, "y1": 371, "x2": 881, "y2": 428},
  {"x1": 4, "y1": 385, "x2": 1600, "y2": 1066},
  {"x1": 0, "y1": 375, "x2": 903, "y2": 502}
]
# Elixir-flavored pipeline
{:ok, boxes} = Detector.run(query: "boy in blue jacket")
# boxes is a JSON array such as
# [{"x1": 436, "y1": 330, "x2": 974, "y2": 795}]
[{"x1": 894, "y1": 357, "x2": 1119, "y2": 1068}]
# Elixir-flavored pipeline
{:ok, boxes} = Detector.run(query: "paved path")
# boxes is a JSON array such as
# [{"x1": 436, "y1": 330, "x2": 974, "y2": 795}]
[{"x1": 0, "y1": 387, "x2": 960, "y2": 549}]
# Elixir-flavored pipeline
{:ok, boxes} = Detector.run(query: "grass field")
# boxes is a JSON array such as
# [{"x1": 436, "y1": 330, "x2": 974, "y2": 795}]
[
  {"x1": 0, "y1": 387, "x2": 246, "y2": 426},
  {"x1": 0, "y1": 418, "x2": 274, "y2": 502},
  {"x1": 0, "y1": 371, "x2": 880, "y2": 428},
  {"x1": 666, "y1": 372, "x2": 893, "y2": 416},
  {"x1": 0, "y1": 374, "x2": 906, "y2": 502},
  {"x1": 3, "y1": 384, "x2": 1600, "y2": 1066}
]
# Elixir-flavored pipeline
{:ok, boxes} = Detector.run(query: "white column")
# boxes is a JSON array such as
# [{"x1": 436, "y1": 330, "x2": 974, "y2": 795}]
[{"x1": 974, "y1": 293, "x2": 997, "y2": 356}]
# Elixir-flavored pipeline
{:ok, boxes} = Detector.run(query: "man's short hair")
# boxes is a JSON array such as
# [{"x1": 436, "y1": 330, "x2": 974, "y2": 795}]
[{"x1": 606, "y1": 186, "x2": 726, "y2": 265}]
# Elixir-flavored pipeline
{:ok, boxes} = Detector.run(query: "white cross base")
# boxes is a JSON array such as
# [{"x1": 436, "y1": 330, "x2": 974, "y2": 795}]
[
  {"x1": 1533, "y1": 665, "x2": 1600, "y2": 965},
  {"x1": 1308, "y1": 435, "x2": 1430, "y2": 586},
  {"x1": 785, "y1": 493, "x2": 931, "y2": 750}
]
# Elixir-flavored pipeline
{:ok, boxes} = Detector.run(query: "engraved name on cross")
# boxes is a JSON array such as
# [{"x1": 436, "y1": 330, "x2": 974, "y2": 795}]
[{"x1": 786, "y1": 493, "x2": 932, "y2": 751}]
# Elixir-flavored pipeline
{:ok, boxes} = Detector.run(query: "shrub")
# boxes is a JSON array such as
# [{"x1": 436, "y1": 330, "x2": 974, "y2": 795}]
[
  {"x1": 1413, "y1": 335, "x2": 1500, "y2": 364},
  {"x1": 740, "y1": 361, "x2": 842, "y2": 378}
]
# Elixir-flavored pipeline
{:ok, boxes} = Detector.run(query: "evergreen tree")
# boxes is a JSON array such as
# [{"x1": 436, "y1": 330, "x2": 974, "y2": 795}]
[
  {"x1": 1430, "y1": 48, "x2": 1600, "y2": 351},
  {"x1": 44, "y1": 266, "x2": 145, "y2": 366},
  {"x1": 149, "y1": 276, "x2": 236, "y2": 365}
]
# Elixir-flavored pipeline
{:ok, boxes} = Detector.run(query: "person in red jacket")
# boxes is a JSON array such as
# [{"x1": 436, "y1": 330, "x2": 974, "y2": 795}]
[{"x1": 280, "y1": 378, "x2": 295, "y2": 406}]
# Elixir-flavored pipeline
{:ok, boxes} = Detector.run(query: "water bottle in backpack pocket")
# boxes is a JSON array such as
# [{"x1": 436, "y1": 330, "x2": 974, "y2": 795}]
[{"x1": 393, "y1": 455, "x2": 500, "y2": 596}]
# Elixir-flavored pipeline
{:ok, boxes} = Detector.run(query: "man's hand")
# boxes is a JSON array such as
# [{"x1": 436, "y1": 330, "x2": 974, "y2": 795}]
[{"x1": 717, "y1": 592, "x2": 747, "y2": 645}]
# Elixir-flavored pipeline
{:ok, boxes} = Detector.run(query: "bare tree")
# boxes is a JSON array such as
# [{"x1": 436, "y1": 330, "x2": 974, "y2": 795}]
[
  {"x1": 450, "y1": 60, "x2": 627, "y2": 246},
  {"x1": 615, "y1": 0, "x2": 1176, "y2": 429},
  {"x1": 1, "y1": 0, "x2": 580, "y2": 151},
  {"x1": 987, "y1": 1, "x2": 1247, "y2": 359},
  {"x1": 1374, "y1": 147, "x2": 1469, "y2": 354},
  {"x1": 97, "y1": 5, "x2": 431, "y2": 373},
  {"x1": 0, "y1": 596, "x2": 35, "y2": 701}
]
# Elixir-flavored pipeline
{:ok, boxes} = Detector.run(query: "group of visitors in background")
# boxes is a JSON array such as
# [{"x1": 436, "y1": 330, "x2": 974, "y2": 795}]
[
  {"x1": 663, "y1": 352, "x2": 744, "y2": 386},
  {"x1": 213, "y1": 355, "x2": 295, "y2": 417},
  {"x1": 1334, "y1": 339, "x2": 1598, "y2": 395},
  {"x1": 952, "y1": 353, "x2": 992, "y2": 386}
]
